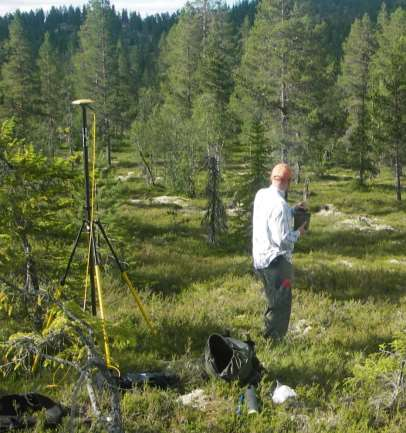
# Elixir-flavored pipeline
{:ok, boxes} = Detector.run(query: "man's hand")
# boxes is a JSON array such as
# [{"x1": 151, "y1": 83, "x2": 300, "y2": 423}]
[
  {"x1": 295, "y1": 201, "x2": 308, "y2": 210},
  {"x1": 298, "y1": 223, "x2": 307, "y2": 236}
]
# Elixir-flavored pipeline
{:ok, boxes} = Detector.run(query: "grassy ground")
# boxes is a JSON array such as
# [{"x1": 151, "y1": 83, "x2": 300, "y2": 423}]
[{"x1": 2, "y1": 148, "x2": 406, "y2": 432}]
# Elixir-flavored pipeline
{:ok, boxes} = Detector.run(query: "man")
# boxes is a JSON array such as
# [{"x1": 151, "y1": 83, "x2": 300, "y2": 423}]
[{"x1": 252, "y1": 163, "x2": 306, "y2": 340}]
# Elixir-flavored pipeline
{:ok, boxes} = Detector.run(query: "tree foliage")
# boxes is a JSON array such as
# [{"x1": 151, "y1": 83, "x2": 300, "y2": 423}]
[
  {"x1": 0, "y1": 119, "x2": 78, "y2": 294},
  {"x1": 0, "y1": 15, "x2": 37, "y2": 138},
  {"x1": 232, "y1": 0, "x2": 334, "y2": 167},
  {"x1": 338, "y1": 14, "x2": 377, "y2": 185},
  {"x1": 369, "y1": 8, "x2": 406, "y2": 200},
  {"x1": 238, "y1": 118, "x2": 269, "y2": 217}
]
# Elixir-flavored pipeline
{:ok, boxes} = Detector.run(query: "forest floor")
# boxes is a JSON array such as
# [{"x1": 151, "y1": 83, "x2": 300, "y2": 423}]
[{"x1": 2, "y1": 147, "x2": 406, "y2": 432}]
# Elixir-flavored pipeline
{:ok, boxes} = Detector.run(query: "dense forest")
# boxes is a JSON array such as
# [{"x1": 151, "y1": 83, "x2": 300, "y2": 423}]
[
  {"x1": 1, "y1": 0, "x2": 405, "y2": 182},
  {"x1": 0, "y1": 0, "x2": 405, "y2": 241},
  {"x1": 1, "y1": 1, "x2": 406, "y2": 431},
  {"x1": 1, "y1": 0, "x2": 406, "y2": 254}
]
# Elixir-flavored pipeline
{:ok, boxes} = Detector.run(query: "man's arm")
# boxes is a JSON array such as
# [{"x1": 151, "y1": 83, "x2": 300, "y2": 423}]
[{"x1": 269, "y1": 205, "x2": 304, "y2": 249}]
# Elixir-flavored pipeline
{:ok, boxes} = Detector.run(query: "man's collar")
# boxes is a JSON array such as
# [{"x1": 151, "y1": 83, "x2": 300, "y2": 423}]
[{"x1": 270, "y1": 184, "x2": 286, "y2": 199}]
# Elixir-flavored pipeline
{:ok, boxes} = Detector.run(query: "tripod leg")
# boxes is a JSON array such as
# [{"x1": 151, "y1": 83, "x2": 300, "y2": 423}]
[
  {"x1": 90, "y1": 222, "x2": 113, "y2": 366},
  {"x1": 60, "y1": 220, "x2": 86, "y2": 286},
  {"x1": 88, "y1": 225, "x2": 97, "y2": 316},
  {"x1": 94, "y1": 262, "x2": 112, "y2": 367},
  {"x1": 95, "y1": 221, "x2": 124, "y2": 271},
  {"x1": 121, "y1": 272, "x2": 155, "y2": 333},
  {"x1": 83, "y1": 225, "x2": 98, "y2": 316},
  {"x1": 96, "y1": 221, "x2": 155, "y2": 333}
]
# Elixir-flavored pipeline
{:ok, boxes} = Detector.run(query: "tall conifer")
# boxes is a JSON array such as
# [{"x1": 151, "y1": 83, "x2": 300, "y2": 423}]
[
  {"x1": 239, "y1": 118, "x2": 268, "y2": 217},
  {"x1": 38, "y1": 32, "x2": 62, "y2": 157},
  {"x1": 112, "y1": 37, "x2": 135, "y2": 136},
  {"x1": 159, "y1": 6, "x2": 203, "y2": 195},
  {"x1": 1, "y1": 15, "x2": 37, "y2": 138},
  {"x1": 369, "y1": 8, "x2": 406, "y2": 200},
  {"x1": 196, "y1": 3, "x2": 236, "y2": 242},
  {"x1": 338, "y1": 14, "x2": 377, "y2": 185},
  {"x1": 233, "y1": 0, "x2": 330, "y2": 165},
  {"x1": 74, "y1": 0, "x2": 117, "y2": 166}
]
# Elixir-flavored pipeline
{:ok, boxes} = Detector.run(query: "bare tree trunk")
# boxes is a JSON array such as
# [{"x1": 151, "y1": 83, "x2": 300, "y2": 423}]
[
  {"x1": 138, "y1": 148, "x2": 156, "y2": 185},
  {"x1": 280, "y1": 82, "x2": 288, "y2": 163},
  {"x1": 20, "y1": 232, "x2": 42, "y2": 329},
  {"x1": 21, "y1": 234, "x2": 39, "y2": 293},
  {"x1": 186, "y1": 46, "x2": 192, "y2": 114},
  {"x1": 295, "y1": 160, "x2": 301, "y2": 184},
  {"x1": 50, "y1": 117, "x2": 56, "y2": 159},
  {"x1": 106, "y1": 117, "x2": 112, "y2": 168},
  {"x1": 303, "y1": 178, "x2": 310, "y2": 201},
  {"x1": 395, "y1": 145, "x2": 402, "y2": 201},
  {"x1": 280, "y1": 0, "x2": 289, "y2": 163},
  {"x1": 202, "y1": 0, "x2": 208, "y2": 41},
  {"x1": 359, "y1": 152, "x2": 364, "y2": 186},
  {"x1": 205, "y1": 152, "x2": 227, "y2": 244}
]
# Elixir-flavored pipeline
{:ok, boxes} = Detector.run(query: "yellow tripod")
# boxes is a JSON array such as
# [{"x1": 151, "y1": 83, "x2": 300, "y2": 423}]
[{"x1": 48, "y1": 99, "x2": 154, "y2": 369}]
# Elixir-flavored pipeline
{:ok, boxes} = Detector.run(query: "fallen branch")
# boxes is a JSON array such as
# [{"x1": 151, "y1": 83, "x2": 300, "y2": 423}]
[{"x1": 0, "y1": 280, "x2": 124, "y2": 433}]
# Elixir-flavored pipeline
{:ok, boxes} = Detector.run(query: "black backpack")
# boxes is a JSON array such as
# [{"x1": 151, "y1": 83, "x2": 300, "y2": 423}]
[
  {"x1": 204, "y1": 334, "x2": 262, "y2": 385},
  {"x1": 0, "y1": 393, "x2": 66, "y2": 432}
]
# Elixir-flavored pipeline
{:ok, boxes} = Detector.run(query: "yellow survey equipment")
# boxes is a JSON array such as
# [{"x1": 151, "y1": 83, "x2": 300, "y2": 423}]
[{"x1": 42, "y1": 99, "x2": 155, "y2": 372}]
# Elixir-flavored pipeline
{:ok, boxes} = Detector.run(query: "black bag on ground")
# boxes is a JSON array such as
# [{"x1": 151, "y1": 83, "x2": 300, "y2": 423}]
[
  {"x1": 0, "y1": 393, "x2": 66, "y2": 432},
  {"x1": 204, "y1": 334, "x2": 262, "y2": 385},
  {"x1": 117, "y1": 372, "x2": 180, "y2": 390}
]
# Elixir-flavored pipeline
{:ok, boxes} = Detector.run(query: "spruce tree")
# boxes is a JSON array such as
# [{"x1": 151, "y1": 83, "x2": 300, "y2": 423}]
[
  {"x1": 195, "y1": 3, "x2": 236, "y2": 242},
  {"x1": 1, "y1": 14, "x2": 37, "y2": 139},
  {"x1": 203, "y1": 154, "x2": 227, "y2": 244},
  {"x1": 298, "y1": 20, "x2": 340, "y2": 177},
  {"x1": 232, "y1": 117, "x2": 269, "y2": 243},
  {"x1": 239, "y1": 118, "x2": 269, "y2": 217},
  {"x1": 338, "y1": 14, "x2": 377, "y2": 185},
  {"x1": 369, "y1": 8, "x2": 406, "y2": 200}
]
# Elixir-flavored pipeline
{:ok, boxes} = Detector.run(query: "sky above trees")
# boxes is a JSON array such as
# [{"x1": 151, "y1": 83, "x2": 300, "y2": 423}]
[{"x1": 0, "y1": 0, "x2": 238, "y2": 17}]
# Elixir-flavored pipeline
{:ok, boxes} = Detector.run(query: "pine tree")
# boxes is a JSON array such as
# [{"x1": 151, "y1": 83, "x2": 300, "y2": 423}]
[
  {"x1": 369, "y1": 8, "x2": 406, "y2": 200},
  {"x1": 74, "y1": 0, "x2": 117, "y2": 167},
  {"x1": 338, "y1": 14, "x2": 377, "y2": 185}
]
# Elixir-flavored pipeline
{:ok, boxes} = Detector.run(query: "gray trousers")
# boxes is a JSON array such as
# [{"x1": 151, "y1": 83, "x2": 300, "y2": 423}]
[{"x1": 256, "y1": 255, "x2": 293, "y2": 340}]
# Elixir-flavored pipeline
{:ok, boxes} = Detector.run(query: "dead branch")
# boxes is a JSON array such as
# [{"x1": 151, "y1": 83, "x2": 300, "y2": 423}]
[{"x1": 0, "y1": 280, "x2": 124, "y2": 433}]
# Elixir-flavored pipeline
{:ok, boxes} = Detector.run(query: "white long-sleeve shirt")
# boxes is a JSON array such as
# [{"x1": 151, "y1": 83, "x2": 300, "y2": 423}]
[{"x1": 252, "y1": 185, "x2": 300, "y2": 269}]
